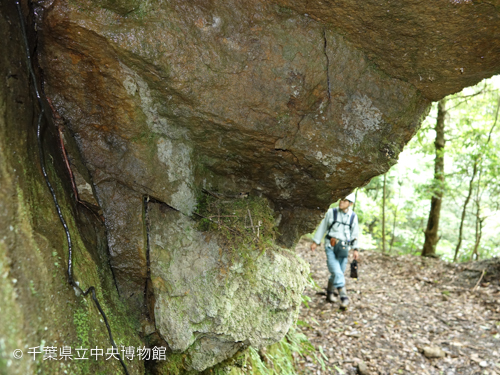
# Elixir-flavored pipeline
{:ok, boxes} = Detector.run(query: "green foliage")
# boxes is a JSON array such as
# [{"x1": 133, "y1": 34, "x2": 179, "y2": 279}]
[
  {"x1": 356, "y1": 75, "x2": 500, "y2": 261},
  {"x1": 226, "y1": 326, "x2": 328, "y2": 375},
  {"x1": 73, "y1": 306, "x2": 90, "y2": 348},
  {"x1": 73, "y1": 306, "x2": 91, "y2": 373},
  {"x1": 276, "y1": 5, "x2": 294, "y2": 15}
]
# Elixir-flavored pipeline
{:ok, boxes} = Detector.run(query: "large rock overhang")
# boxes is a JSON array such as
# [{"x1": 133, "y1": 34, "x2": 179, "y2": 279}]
[
  {"x1": 31, "y1": 0, "x2": 500, "y2": 370},
  {"x1": 37, "y1": 0, "x2": 500, "y2": 301},
  {"x1": 276, "y1": 0, "x2": 500, "y2": 102},
  {"x1": 39, "y1": 0, "x2": 462, "y2": 240}
]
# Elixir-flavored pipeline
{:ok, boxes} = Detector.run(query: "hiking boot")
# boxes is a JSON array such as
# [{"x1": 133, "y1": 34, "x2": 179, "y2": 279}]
[
  {"x1": 327, "y1": 280, "x2": 338, "y2": 301},
  {"x1": 338, "y1": 287, "x2": 349, "y2": 308},
  {"x1": 326, "y1": 291, "x2": 336, "y2": 303},
  {"x1": 326, "y1": 279, "x2": 339, "y2": 296}
]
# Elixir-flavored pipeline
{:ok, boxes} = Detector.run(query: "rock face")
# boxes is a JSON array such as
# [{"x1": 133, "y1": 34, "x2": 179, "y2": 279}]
[
  {"x1": 0, "y1": 3, "x2": 143, "y2": 374},
  {"x1": 277, "y1": 0, "x2": 500, "y2": 102},
  {"x1": 1, "y1": 0, "x2": 498, "y2": 373},
  {"x1": 40, "y1": 0, "x2": 430, "y2": 304},
  {"x1": 147, "y1": 203, "x2": 308, "y2": 371}
]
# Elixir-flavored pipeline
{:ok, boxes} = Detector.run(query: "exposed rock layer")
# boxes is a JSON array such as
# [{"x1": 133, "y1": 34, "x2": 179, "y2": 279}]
[
  {"x1": 2, "y1": 0, "x2": 499, "y2": 373},
  {"x1": 0, "y1": 2, "x2": 143, "y2": 374},
  {"x1": 40, "y1": 0, "x2": 430, "y2": 304},
  {"x1": 277, "y1": 0, "x2": 500, "y2": 101},
  {"x1": 148, "y1": 203, "x2": 308, "y2": 371}
]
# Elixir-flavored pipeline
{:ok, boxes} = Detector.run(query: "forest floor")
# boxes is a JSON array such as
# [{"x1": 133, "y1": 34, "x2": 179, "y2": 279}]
[{"x1": 294, "y1": 238, "x2": 500, "y2": 375}]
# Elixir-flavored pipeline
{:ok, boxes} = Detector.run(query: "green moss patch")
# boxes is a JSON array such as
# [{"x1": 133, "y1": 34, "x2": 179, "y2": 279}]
[{"x1": 195, "y1": 192, "x2": 279, "y2": 278}]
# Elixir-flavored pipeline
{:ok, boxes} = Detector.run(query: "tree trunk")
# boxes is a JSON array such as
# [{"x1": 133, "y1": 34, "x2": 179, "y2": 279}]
[
  {"x1": 471, "y1": 207, "x2": 483, "y2": 261},
  {"x1": 353, "y1": 189, "x2": 358, "y2": 212},
  {"x1": 471, "y1": 201, "x2": 484, "y2": 261},
  {"x1": 389, "y1": 179, "x2": 403, "y2": 253},
  {"x1": 469, "y1": 97, "x2": 500, "y2": 260},
  {"x1": 454, "y1": 97, "x2": 498, "y2": 261},
  {"x1": 422, "y1": 99, "x2": 446, "y2": 257},
  {"x1": 382, "y1": 173, "x2": 387, "y2": 253},
  {"x1": 453, "y1": 160, "x2": 477, "y2": 262},
  {"x1": 471, "y1": 165, "x2": 484, "y2": 261}
]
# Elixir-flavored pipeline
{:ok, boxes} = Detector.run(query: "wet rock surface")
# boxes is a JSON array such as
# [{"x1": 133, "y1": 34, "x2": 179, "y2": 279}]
[{"x1": 0, "y1": 3, "x2": 143, "y2": 374}]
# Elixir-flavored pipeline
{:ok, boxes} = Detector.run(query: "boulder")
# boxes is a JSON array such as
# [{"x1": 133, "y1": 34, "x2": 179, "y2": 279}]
[{"x1": 147, "y1": 203, "x2": 308, "y2": 371}]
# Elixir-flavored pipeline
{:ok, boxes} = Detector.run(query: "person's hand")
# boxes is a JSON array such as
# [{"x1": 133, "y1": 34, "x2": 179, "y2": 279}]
[
  {"x1": 352, "y1": 249, "x2": 359, "y2": 260},
  {"x1": 310, "y1": 242, "x2": 317, "y2": 252}
]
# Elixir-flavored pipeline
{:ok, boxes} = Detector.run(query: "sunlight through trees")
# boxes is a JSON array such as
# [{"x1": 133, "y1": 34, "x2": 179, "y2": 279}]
[{"x1": 356, "y1": 76, "x2": 500, "y2": 262}]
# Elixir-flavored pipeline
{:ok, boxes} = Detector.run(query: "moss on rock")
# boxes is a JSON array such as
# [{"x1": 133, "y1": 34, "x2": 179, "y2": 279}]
[
  {"x1": 148, "y1": 195, "x2": 308, "y2": 372},
  {"x1": 0, "y1": 3, "x2": 144, "y2": 374}
]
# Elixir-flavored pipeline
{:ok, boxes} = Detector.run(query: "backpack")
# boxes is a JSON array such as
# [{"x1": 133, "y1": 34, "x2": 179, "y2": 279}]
[
  {"x1": 326, "y1": 208, "x2": 357, "y2": 247},
  {"x1": 327, "y1": 208, "x2": 357, "y2": 232}
]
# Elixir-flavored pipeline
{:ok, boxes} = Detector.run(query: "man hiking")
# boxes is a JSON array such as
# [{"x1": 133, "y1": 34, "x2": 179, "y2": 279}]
[{"x1": 310, "y1": 193, "x2": 360, "y2": 308}]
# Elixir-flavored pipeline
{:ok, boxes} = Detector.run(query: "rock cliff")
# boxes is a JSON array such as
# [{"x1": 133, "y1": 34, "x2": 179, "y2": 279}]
[{"x1": 1, "y1": 0, "x2": 499, "y2": 373}]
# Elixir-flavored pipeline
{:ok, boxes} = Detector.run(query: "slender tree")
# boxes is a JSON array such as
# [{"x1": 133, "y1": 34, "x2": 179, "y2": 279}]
[
  {"x1": 470, "y1": 96, "x2": 500, "y2": 260},
  {"x1": 455, "y1": 95, "x2": 499, "y2": 261},
  {"x1": 422, "y1": 99, "x2": 446, "y2": 257},
  {"x1": 453, "y1": 160, "x2": 478, "y2": 261},
  {"x1": 389, "y1": 178, "x2": 403, "y2": 253},
  {"x1": 353, "y1": 189, "x2": 358, "y2": 212},
  {"x1": 410, "y1": 217, "x2": 425, "y2": 254},
  {"x1": 471, "y1": 194, "x2": 484, "y2": 261}
]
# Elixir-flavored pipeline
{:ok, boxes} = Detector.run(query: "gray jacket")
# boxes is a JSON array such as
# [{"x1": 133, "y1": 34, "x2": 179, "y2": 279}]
[{"x1": 312, "y1": 207, "x2": 360, "y2": 249}]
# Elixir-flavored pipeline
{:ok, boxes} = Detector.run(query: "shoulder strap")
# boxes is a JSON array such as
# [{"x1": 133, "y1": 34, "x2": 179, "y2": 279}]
[
  {"x1": 328, "y1": 209, "x2": 356, "y2": 233},
  {"x1": 327, "y1": 208, "x2": 338, "y2": 234},
  {"x1": 349, "y1": 212, "x2": 356, "y2": 228}
]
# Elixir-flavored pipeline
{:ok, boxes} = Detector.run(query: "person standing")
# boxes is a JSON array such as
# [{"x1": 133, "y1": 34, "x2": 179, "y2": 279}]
[{"x1": 310, "y1": 193, "x2": 360, "y2": 308}]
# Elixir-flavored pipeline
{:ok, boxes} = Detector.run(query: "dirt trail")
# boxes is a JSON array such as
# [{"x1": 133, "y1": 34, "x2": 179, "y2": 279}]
[{"x1": 294, "y1": 238, "x2": 500, "y2": 375}]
